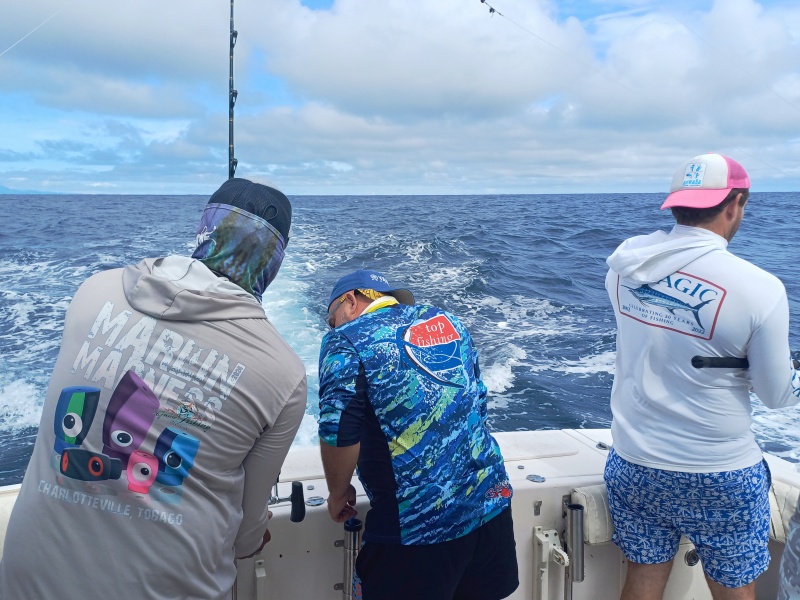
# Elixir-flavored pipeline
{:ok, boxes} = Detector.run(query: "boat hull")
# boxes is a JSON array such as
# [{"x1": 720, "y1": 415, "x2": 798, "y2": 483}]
[{"x1": 1, "y1": 429, "x2": 797, "y2": 600}]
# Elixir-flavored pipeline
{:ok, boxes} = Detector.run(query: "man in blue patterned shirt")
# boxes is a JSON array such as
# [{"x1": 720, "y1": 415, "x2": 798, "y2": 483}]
[{"x1": 318, "y1": 269, "x2": 518, "y2": 600}]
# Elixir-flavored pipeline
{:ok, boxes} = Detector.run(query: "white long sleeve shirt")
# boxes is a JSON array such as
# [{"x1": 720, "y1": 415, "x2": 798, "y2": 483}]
[{"x1": 606, "y1": 225, "x2": 800, "y2": 472}]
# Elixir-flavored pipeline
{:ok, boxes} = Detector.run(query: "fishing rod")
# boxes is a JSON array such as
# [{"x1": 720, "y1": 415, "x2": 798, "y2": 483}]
[
  {"x1": 693, "y1": 356, "x2": 800, "y2": 369},
  {"x1": 228, "y1": 0, "x2": 238, "y2": 179}
]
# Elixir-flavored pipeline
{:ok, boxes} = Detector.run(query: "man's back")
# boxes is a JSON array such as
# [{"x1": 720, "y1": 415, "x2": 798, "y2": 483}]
[
  {"x1": 319, "y1": 302, "x2": 510, "y2": 545},
  {"x1": 0, "y1": 258, "x2": 306, "y2": 599},
  {"x1": 606, "y1": 224, "x2": 798, "y2": 472}
]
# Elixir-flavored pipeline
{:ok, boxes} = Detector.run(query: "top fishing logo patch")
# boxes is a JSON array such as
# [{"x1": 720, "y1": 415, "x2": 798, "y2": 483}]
[
  {"x1": 616, "y1": 271, "x2": 726, "y2": 339},
  {"x1": 399, "y1": 315, "x2": 465, "y2": 386}
]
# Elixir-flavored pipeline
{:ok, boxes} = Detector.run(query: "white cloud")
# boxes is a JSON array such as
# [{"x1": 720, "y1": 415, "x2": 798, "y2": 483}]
[{"x1": 0, "y1": 0, "x2": 798, "y2": 194}]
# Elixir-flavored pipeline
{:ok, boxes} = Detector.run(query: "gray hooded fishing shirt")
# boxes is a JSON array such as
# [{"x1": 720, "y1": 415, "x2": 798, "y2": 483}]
[{"x1": 0, "y1": 256, "x2": 306, "y2": 599}]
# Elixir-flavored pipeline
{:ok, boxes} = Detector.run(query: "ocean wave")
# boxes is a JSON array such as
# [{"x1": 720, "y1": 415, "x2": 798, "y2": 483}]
[{"x1": 0, "y1": 379, "x2": 44, "y2": 432}]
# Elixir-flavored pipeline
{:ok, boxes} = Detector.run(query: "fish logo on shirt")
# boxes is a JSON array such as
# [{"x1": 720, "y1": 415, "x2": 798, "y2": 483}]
[
  {"x1": 624, "y1": 284, "x2": 714, "y2": 331},
  {"x1": 195, "y1": 225, "x2": 217, "y2": 249},
  {"x1": 176, "y1": 400, "x2": 198, "y2": 420},
  {"x1": 398, "y1": 315, "x2": 465, "y2": 387}
]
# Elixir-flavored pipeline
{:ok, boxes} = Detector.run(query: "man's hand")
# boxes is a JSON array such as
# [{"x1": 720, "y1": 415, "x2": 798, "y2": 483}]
[
  {"x1": 320, "y1": 441, "x2": 360, "y2": 522},
  {"x1": 327, "y1": 484, "x2": 357, "y2": 522},
  {"x1": 236, "y1": 510, "x2": 273, "y2": 559}
]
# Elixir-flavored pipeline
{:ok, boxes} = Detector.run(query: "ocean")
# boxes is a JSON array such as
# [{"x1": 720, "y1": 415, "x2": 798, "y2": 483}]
[{"x1": 1, "y1": 192, "x2": 798, "y2": 486}]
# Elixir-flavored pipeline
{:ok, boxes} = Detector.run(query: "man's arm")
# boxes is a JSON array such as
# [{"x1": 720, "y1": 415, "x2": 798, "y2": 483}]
[
  {"x1": 320, "y1": 441, "x2": 360, "y2": 522},
  {"x1": 748, "y1": 292, "x2": 800, "y2": 409},
  {"x1": 234, "y1": 375, "x2": 307, "y2": 559},
  {"x1": 318, "y1": 331, "x2": 365, "y2": 522}
]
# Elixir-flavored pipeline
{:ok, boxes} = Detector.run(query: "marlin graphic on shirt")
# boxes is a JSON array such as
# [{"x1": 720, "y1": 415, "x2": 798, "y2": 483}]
[{"x1": 623, "y1": 284, "x2": 715, "y2": 331}]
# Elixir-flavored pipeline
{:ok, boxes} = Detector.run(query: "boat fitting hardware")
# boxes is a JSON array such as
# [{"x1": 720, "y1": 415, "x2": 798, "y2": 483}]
[
  {"x1": 527, "y1": 474, "x2": 546, "y2": 483},
  {"x1": 268, "y1": 480, "x2": 307, "y2": 522},
  {"x1": 565, "y1": 503, "x2": 585, "y2": 584},
  {"x1": 534, "y1": 500, "x2": 542, "y2": 516},
  {"x1": 684, "y1": 548, "x2": 700, "y2": 567},
  {"x1": 533, "y1": 526, "x2": 569, "y2": 600},
  {"x1": 596, "y1": 442, "x2": 611, "y2": 451},
  {"x1": 307, "y1": 484, "x2": 315, "y2": 490},
  {"x1": 254, "y1": 559, "x2": 267, "y2": 598},
  {"x1": 306, "y1": 496, "x2": 325, "y2": 507},
  {"x1": 338, "y1": 518, "x2": 363, "y2": 600},
  {"x1": 290, "y1": 481, "x2": 305, "y2": 522},
  {"x1": 518, "y1": 465, "x2": 525, "y2": 469}
]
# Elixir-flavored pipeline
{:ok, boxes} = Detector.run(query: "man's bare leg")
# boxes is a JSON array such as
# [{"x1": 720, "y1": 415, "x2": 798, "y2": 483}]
[
  {"x1": 621, "y1": 560, "x2": 674, "y2": 600},
  {"x1": 706, "y1": 577, "x2": 756, "y2": 600}
]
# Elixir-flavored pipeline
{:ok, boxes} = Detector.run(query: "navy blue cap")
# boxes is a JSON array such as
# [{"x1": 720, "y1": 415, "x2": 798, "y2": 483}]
[
  {"x1": 208, "y1": 178, "x2": 292, "y2": 243},
  {"x1": 327, "y1": 270, "x2": 415, "y2": 309}
]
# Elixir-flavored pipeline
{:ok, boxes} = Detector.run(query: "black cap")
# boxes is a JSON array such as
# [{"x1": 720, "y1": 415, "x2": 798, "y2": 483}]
[{"x1": 208, "y1": 178, "x2": 292, "y2": 243}]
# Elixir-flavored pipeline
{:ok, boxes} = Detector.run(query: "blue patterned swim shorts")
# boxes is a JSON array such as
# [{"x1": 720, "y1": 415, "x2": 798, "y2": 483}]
[{"x1": 604, "y1": 448, "x2": 771, "y2": 588}]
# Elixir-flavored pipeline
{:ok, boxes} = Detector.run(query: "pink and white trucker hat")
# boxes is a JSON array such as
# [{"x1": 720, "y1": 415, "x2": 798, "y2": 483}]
[{"x1": 661, "y1": 153, "x2": 750, "y2": 210}]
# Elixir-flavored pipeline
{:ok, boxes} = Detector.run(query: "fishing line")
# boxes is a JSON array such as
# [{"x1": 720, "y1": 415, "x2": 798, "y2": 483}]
[
  {"x1": 477, "y1": 0, "x2": 692, "y2": 126},
  {"x1": 479, "y1": 0, "x2": 603, "y2": 76},
  {"x1": 663, "y1": 14, "x2": 800, "y2": 177},
  {"x1": 669, "y1": 13, "x2": 800, "y2": 117},
  {"x1": 0, "y1": 5, "x2": 66, "y2": 59},
  {"x1": 477, "y1": 0, "x2": 799, "y2": 179},
  {"x1": 479, "y1": 0, "x2": 800, "y2": 117}
]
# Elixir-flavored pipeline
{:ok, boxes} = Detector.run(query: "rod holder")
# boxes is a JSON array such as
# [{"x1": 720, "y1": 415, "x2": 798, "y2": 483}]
[
  {"x1": 566, "y1": 503, "x2": 585, "y2": 584},
  {"x1": 342, "y1": 518, "x2": 363, "y2": 600}
]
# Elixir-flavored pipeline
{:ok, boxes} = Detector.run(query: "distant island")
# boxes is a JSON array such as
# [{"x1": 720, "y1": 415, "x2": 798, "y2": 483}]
[{"x1": 0, "y1": 185, "x2": 59, "y2": 195}]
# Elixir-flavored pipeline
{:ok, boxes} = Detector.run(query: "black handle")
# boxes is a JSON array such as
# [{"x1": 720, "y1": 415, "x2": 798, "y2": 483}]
[
  {"x1": 290, "y1": 481, "x2": 305, "y2": 523},
  {"x1": 692, "y1": 356, "x2": 800, "y2": 370},
  {"x1": 691, "y1": 356, "x2": 749, "y2": 369}
]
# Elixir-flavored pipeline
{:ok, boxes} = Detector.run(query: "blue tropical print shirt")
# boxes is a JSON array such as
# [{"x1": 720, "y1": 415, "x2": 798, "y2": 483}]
[{"x1": 318, "y1": 303, "x2": 512, "y2": 545}]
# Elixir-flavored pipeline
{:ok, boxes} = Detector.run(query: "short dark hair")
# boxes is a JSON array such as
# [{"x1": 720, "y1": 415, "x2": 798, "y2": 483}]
[{"x1": 670, "y1": 188, "x2": 749, "y2": 226}]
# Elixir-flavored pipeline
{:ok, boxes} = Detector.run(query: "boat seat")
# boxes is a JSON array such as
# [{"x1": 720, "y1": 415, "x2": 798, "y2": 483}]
[
  {"x1": 771, "y1": 479, "x2": 800, "y2": 545},
  {"x1": 570, "y1": 484, "x2": 614, "y2": 545},
  {"x1": 571, "y1": 479, "x2": 800, "y2": 546}
]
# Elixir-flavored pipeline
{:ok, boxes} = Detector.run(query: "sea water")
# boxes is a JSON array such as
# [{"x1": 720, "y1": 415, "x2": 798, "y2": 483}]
[{"x1": 1, "y1": 193, "x2": 798, "y2": 485}]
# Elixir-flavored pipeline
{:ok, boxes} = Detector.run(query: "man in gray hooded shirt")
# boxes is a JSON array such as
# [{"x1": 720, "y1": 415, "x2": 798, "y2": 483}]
[
  {"x1": 603, "y1": 154, "x2": 799, "y2": 600},
  {"x1": 0, "y1": 179, "x2": 307, "y2": 600}
]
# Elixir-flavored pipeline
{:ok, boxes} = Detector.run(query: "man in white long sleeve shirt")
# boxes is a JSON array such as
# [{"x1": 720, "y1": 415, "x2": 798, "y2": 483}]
[{"x1": 603, "y1": 153, "x2": 800, "y2": 600}]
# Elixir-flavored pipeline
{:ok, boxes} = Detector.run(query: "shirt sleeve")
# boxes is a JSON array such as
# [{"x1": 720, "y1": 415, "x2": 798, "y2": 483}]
[
  {"x1": 318, "y1": 331, "x2": 364, "y2": 447},
  {"x1": 234, "y1": 374, "x2": 307, "y2": 558},
  {"x1": 747, "y1": 290, "x2": 800, "y2": 409}
]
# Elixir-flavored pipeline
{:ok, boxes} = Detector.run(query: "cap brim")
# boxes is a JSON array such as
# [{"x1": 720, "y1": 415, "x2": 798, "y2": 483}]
[
  {"x1": 660, "y1": 188, "x2": 732, "y2": 210},
  {"x1": 390, "y1": 289, "x2": 415, "y2": 306}
]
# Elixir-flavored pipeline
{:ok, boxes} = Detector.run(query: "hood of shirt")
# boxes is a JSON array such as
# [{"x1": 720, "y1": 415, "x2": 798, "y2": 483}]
[
  {"x1": 122, "y1": 256, "x2": 268, "y2": 321},
  {"x1": 606, "y1": 225, "x2": 728, "y2": 285}
]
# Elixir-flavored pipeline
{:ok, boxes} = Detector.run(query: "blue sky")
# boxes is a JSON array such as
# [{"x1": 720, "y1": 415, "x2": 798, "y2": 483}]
[{"x1": 0, "y1": 0, "x2": 799, "y2": 195}]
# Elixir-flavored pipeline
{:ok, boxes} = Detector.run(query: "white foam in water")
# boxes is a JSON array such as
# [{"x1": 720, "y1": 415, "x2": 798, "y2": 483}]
[
  {"x1": 261, "y1": 250, "x2": 327, "y2": 447},
  {"x1": 0, "y1": 379, "x2": 44, "y2": 432},
  {"x1": 751, "y1": 396, "x2": 800, "y2": 464},
  {"x1": 482, "y1": 344, "x2": 527, "y2": 394},
  {"x1": 293, "y1": 413, "x2": 321, "y2": 447},
  {"x1": 549, "y1": 351, "x2": 617, "y2": 377},
  {"x1": 479, "y1": 295, "x2": 584, "y2": 339}
]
